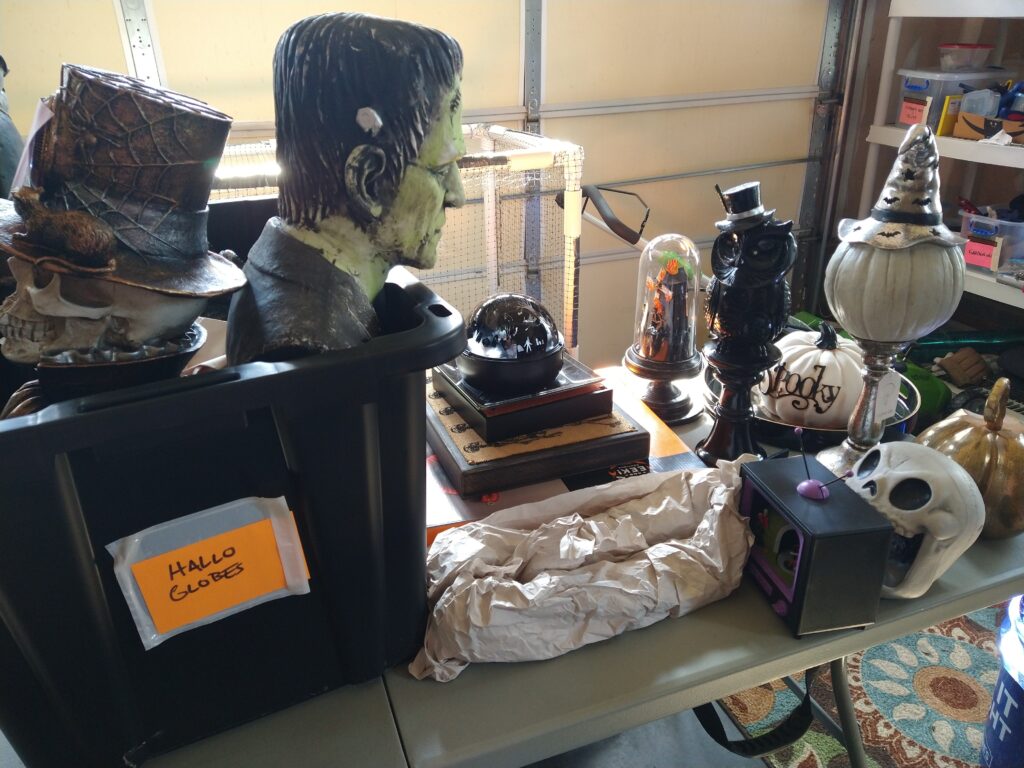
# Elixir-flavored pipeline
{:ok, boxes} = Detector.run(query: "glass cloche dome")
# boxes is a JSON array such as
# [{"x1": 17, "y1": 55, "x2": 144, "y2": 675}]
[
  {"x1": 622, "y1": 233, "x2": 703, "y2": 424},
  {"x1": 627, "y1": 233, "x2": 701, "y2": 370}
]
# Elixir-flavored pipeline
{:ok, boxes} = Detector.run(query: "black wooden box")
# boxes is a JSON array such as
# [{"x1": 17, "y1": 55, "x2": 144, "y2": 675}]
[
  {"x1": 430, "y1": 358, "x2": 612, "y2": 442},
  {"x1": 739, "y1": 456, "x2": 893, "y2": 637}
]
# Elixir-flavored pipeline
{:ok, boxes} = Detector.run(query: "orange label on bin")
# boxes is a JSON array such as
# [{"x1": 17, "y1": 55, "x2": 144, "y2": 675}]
[
  {"x1": 964, "y1": 237, "x2": 1000, "y2": 270},
  {"x1": 131, "y1": 519, "x2": 288, "y2": 634},
  {"x1": 898, "y1": 97, "x2": 929, "y2": 126}
]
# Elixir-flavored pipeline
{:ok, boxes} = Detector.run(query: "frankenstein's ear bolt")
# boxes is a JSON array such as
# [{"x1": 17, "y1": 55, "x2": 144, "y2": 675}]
[{"x1": 356, "y1": 107, "x2": 383, "y2": 137}]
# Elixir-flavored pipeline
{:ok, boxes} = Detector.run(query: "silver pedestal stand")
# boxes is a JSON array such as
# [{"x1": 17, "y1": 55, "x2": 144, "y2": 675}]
[{"x1": 816, "y1": 340, "x2": 907, "y2": 476}]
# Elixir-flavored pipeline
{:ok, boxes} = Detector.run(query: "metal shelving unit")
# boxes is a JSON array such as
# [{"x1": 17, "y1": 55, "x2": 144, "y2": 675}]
[
  {"x1": 964, "y1": 268, "x2": 1024, "y2": 306},
  {"x1": 867, "y1": 124, "x2": 1024, "y2": 168},
  {"x1": 859, "y1": 1, "x2": 1024, "y2": 311}
]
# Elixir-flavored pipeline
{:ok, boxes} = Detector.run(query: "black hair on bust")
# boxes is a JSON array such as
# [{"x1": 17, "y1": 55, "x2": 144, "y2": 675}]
[{"x1": 273, "y1": 13, "x2": 463, "y2": 229}]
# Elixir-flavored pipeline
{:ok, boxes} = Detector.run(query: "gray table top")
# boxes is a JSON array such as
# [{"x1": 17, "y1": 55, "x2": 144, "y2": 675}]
[
  {"x1": 148, "y1": 679, "x2": 406, "y2": 768},
  {"x1": 56, "y1": 395, "x2": 1024, "y2": 768},
  {"x1": 384, "y1": 534, "x2": 1024, "y2": 768}
]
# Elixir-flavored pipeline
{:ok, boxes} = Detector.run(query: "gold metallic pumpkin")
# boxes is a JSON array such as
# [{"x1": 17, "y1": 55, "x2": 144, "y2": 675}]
[{"x1": 916, "y1": 378, "x2": 1024, "y2": 539}]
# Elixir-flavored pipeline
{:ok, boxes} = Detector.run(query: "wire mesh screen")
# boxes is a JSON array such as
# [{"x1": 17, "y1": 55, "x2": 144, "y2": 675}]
[
  {"x1": 409, "y1": 125, "x2": 584, "y2": 351},
  {"x1": 211, "y1": 140, "x2": 278, "y2": 201},
  {"x1": 209, "y1": 125, "x2": 583, "y2": 349}
]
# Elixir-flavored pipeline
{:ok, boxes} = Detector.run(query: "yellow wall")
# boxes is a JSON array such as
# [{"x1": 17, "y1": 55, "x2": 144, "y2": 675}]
[
  {"x1": 540, "y1": 1, "x2": 828, "y2": 367},
  {"x1": 544, "y1": 0, "x2": 828, "y2": 103},
  {"x1": 1, "y1": 0, "x2": 522, "y2": 127},
  {"x1": 1, "y1": 0, "x2": 128, "y2": 128},
  {"x1": 545, "y1": 101, "x2": 816, "y2": 185},
  {"x1": 151, "y1": 0, "x2": 521, "y2": 123}
]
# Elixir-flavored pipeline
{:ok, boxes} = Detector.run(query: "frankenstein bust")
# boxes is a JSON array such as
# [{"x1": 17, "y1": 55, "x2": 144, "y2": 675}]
[{"x1": 227, "y1": 13, "x2": 465, "y2": 364}]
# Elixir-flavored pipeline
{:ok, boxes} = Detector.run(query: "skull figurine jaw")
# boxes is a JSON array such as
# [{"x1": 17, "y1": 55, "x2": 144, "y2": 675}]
[
  {"x1": 846, "y1": 442, "x2": 985, "y2": 600},
  {"x1": 0, "y1": 279, "x2": 64, "y2": 362},
  {"x1": 0, "y1": 257, "x2": 206, "y2": 365}
]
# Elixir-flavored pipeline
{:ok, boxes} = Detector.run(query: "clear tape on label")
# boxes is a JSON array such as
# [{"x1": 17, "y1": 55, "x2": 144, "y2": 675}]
[{"x1": 106, "y1": 496, "x2": 310, "y2": 650}]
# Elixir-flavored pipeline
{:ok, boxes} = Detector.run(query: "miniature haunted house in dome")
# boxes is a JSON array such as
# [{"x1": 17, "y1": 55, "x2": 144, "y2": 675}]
[{"x1": 623, "y1": 233, "x2": 703, "y2": 424}]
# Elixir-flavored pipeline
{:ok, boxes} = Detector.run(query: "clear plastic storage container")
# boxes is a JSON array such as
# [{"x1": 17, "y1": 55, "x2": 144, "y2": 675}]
[
  {"x1": 961, "y1": 88, "x2": 1001, "y2": 117},
  {"x1": 961, "y1": 211, "x2": 1024, "y2": 271},
  {"x1": 897, "y1": 67, "x2": 1012, "y2": 129},
  {"x1": 939, "y1": 43, "x2": 993, "y2": 72}
]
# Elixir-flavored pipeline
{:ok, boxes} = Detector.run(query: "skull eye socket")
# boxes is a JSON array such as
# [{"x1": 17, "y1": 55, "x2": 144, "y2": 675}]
[
  {"x1": 889, "y1": 478, "x2": 932, "y2": 510},
  {"x1": 31, "y1": 267, "x2": 54, "y2": 289},
  {"x1": 857, "y1": 449, "x2": 881, "y2": 478}
]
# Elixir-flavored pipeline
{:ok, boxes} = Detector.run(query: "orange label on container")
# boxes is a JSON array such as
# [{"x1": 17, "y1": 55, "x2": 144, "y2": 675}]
[
  {"x1": 131, "y1": 519, "x2": 287, "y2": 634},
  {"x1": 898, "y1": 97, "x2": 929, "y2": 126},
  {"x1": 965, "y1": 237, "x2": 1000, "y2": 270}
]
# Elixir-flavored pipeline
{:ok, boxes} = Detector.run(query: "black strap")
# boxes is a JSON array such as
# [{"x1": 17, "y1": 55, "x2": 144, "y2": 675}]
[
  {"x1": 692, "y1": 665, "x2": 821, "y2": 758},
  {"x1": 580, "y1": 184, "x2": 650, "y2": 245},
  {"x1": 869, "y1": 207, "x2": 941, "y2": 225}
]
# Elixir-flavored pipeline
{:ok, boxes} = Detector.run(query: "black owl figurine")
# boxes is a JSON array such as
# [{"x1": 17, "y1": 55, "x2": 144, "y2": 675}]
[
  {"x1": 706, "y1": 219, "x2": 796, "y2": 360},
  {"x1": 696, "y1": 182, "x2": 797, "y2": 467}
]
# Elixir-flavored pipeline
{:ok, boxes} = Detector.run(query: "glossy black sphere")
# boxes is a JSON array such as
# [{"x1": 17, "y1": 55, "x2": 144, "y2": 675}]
[
  {"x1": 465, "y1": 293, "x2": 562, "y2": 359},
  {"x1": 458, "y1": 293, "x2": 564, "y2": 395}
]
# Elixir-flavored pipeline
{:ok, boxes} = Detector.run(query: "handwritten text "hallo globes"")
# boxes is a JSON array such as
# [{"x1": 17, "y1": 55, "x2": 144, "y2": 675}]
[{"x1": 167, "y1": 547, "x2": 245, "y2": 602}]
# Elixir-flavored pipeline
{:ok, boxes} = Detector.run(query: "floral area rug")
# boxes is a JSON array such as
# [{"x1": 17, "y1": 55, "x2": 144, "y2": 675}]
[{"x1": 720, "y1": 605, "x2": 1006, "y2": 768}]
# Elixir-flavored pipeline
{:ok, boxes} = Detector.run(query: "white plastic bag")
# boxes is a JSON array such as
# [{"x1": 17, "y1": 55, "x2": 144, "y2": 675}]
[{"x1": 410, "y1": 458, "x2": 753, "y2": 681}]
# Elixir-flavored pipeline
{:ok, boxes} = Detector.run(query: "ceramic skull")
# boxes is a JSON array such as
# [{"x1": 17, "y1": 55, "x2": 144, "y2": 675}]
[
  {"x1": 0, "y1": 257, "x2": 205, "y2": 365},
  {"x1": 846, "y1": 442, "x2": 984, "y2": 599}
]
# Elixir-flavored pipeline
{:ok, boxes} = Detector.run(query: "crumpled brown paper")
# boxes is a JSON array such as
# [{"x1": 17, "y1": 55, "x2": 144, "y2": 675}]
[{"x1": 410, "y1": 458, "x2": 754, "y2": 682}]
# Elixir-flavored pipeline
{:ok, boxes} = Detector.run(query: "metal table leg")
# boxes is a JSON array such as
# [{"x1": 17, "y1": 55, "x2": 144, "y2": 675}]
[{"x1": 831, "y1": 656, "x2": 870, "y2": 768}]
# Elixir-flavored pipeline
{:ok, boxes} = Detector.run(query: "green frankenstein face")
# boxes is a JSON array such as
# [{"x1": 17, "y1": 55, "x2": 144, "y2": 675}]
[{"x1": 376, "y1": 80, "x2": 466, "y2": 270}]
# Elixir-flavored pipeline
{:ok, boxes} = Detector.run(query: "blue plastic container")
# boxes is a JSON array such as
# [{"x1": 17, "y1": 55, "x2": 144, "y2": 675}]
[{"x1": 981, "y1": 595, "x2": 1024, "y2": 768}]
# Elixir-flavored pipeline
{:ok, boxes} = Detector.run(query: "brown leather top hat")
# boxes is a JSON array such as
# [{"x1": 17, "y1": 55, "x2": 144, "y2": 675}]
[
  {"x1": 715, "y1": 181, "x2": 775, "y2": 232},
  {"x1": 0, "y1": 64, "x2": 245, "y2": 296}
]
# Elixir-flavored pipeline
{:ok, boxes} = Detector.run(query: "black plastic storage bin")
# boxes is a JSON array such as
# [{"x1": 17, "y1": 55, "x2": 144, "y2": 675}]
[{"x1": 0, "y1": 269, "x2": 464, "y2": 767}]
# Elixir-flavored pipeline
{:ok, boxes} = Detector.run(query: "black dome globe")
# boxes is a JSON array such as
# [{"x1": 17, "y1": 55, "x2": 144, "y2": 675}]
[
  {"x1": 465, "y1": 293, "x2": 562, "y2": 360},
  {"x1": 458, "y1": 293, "x2": 564, "y2": 395}
]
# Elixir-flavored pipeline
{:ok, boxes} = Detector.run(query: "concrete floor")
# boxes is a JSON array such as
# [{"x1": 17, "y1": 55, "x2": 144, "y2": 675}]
[{"x1": 526, "y1": 706, "x2": 760, "y2": 768}]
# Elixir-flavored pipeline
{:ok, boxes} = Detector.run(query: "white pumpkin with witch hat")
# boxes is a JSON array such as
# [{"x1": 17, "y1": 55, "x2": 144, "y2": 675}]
[
  {"x1": 824, "y1": 124, "x2": 965, "y2": 344},
  {"x1": 817, "y1": 124, "x2": 966, "y2": 474}
]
